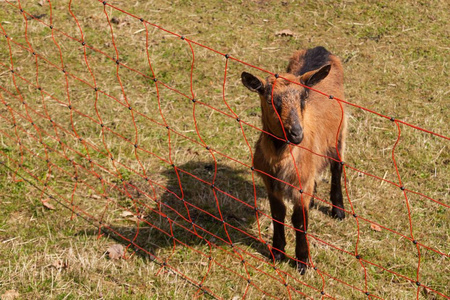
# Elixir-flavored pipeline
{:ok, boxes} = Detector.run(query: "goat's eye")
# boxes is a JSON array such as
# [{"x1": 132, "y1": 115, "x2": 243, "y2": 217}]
[
  {"x1": 302, "y1": 89, "x2": 309, "y2": 100},
  {"x1": 267, "y1": 95, "x2": 280, "y2": 106}
]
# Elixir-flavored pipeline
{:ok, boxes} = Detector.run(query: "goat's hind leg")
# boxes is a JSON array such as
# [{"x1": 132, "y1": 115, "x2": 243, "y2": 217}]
[
  {"x1": 330, "y1": 158, "x2": 345, "y2": 219},
  {"x1": 309, "y1": 181, "x2": 317, "y2": 209}
]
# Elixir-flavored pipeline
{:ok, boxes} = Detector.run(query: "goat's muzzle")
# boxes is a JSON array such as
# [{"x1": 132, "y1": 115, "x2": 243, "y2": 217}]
[{"x1": 287, "y1": 124, "x2": 303, "y2": 145}]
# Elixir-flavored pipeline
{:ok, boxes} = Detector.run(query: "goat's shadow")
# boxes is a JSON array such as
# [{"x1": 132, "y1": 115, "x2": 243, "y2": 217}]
[{"x1": 87, "y1": 161, "x2": 273, "y2": 261}]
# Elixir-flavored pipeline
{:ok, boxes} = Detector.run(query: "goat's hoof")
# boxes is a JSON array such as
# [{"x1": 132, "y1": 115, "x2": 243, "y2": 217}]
[
  {"x1": 272, "y1": 249, "x2": 285, "y2": 261},
  {"x1": 296, "y1": 261, "x2": 307, "y2": 275},
  {"x1": 331, "y1": 207, "x2": 345, "y2": 220}
]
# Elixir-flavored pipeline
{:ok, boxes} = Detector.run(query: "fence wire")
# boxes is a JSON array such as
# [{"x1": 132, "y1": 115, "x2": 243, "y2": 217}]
[{"x1": 0, "y1": 1, "x2": 448, "y2": 299}]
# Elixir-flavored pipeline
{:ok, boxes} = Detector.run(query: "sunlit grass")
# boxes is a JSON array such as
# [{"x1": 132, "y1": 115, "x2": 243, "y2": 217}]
[{"x1": 0, "y1": 0, "x2": 448, "y2": 299}]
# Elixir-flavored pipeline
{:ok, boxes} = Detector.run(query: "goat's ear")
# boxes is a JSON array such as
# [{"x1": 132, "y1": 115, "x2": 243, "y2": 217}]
[
  {"x1": 299, "y1": 64, "x2": 331, "y2": 87},
  {"x1": 241, "y1": 72, "x2": 265, "y2": 94}
]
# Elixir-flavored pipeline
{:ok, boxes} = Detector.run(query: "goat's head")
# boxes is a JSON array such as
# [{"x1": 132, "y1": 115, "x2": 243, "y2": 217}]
[{"x1": 241, "y1": 64, "x2": 331, "y2": 145}]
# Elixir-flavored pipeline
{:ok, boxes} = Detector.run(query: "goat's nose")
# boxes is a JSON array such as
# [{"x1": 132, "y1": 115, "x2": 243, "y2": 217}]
[
  {"x1": 288, "y1": 124, "x2": 303, "y2": 144},
  {"x1": 289, "y1": 123, "x2": 302, "y2": 136}
]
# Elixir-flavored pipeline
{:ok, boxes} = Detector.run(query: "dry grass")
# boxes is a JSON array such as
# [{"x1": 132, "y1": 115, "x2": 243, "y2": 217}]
[{"x1": 0, "y1": 0, "x2": 449, "y2": 299}]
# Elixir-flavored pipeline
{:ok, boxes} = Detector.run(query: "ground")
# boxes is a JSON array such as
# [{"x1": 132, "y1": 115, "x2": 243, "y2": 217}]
[{"x1": 0, "y1": 0, "x2": 448, "y2": 299}]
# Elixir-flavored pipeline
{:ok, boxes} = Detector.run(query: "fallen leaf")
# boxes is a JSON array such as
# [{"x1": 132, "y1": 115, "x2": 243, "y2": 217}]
[
  {"x1": 41, "y1": 199, "x2": 55, "y2": 210},
  {"x1": 1, "y1": 290, "x2": 20, "y2": 300},
  {"x1": 370, "y1": 224, "x2": 382, "y2": 232},
  {"x1": 275, "y1": 29, "x2": 294, "y2": 37},
  {"x1": 106, "y1": 244, "x2": 124, "y2": 260},
  {"x1": 52, "y1": 260, "x2": 68, "y2": 270},
  {"x1": 120, "y1": 211, "x2": 135, "y2": 218}
]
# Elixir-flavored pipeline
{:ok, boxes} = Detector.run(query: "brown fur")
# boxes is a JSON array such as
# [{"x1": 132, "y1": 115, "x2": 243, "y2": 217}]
[
  {"x1": 241, "y1": 47, "x2": 347, "y2": 274},
  {"x1": 256, "y1": 51, "x2": 346, "y2": 192}
]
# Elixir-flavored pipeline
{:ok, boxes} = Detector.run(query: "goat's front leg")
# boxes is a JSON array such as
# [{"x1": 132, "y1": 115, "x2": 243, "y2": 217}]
[
  {"x1": 292, "y1": 185, "x2": 312, "y2": 274},
  {"x1": 268, "y1": 191, "x2": 286, "y2": 261}
]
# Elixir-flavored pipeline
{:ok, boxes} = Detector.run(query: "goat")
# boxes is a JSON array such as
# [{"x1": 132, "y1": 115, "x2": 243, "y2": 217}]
[{"x1": 241, "y1": 46, "x2": 347, "y2": 274}]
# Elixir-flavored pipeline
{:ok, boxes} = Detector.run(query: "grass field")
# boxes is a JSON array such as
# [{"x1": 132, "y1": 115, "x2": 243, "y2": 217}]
[{"x1": 0, "y1": 0, "x2": 449, "y2": 299}]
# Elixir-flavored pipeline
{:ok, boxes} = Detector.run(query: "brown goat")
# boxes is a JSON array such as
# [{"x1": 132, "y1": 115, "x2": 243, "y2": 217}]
[{"x1": 241, "y1": 46, "x2": 347, "y2": 274}]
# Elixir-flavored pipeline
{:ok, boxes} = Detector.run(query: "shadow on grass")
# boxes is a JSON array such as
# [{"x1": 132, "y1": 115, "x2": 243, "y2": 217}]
[{"x1": 83, "y1": 161, "x2": 274, "y2": 262}]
